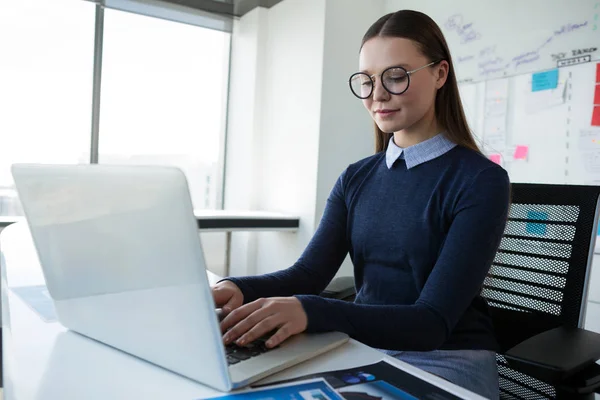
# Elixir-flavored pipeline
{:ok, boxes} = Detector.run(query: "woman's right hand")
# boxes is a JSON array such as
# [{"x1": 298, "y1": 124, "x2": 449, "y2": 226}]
[{"x1": 212, "y1": 280, "x2": 244, "y2": 314}]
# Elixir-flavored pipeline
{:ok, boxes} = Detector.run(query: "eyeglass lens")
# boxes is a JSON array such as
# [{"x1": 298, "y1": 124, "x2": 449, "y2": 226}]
[{"x1": 349, "y1": 67, "x2": 409, "y2": 99}]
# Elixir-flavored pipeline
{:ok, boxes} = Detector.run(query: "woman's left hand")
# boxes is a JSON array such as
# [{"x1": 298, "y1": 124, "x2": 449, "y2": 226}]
[{"x1": 220, "y1": 297, "x2": 308, "y2": 348}]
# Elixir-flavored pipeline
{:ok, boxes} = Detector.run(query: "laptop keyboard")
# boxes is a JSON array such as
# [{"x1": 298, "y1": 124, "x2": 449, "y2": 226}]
[{"x1": 225, "y1": 336, "x2": 278, "y2": 365}]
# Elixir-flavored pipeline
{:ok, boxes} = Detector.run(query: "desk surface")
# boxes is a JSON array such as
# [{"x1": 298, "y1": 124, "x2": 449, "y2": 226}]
[
  {"x1": 0, "y1": 210, "x2": 300, "y2": 231},
  {"x1": 0, "y1": 223, "x2": 483, "y2": 400}
]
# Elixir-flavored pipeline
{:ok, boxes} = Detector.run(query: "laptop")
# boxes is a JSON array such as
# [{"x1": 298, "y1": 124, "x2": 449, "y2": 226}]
[{"x1": 11, "y1": 163, "x2": 349, "y2": 392}]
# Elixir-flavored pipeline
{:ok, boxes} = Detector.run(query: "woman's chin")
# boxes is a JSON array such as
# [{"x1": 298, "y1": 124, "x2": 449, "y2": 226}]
[{"x1": 376, "y1": 121, "x2": 405, "y2": 134}]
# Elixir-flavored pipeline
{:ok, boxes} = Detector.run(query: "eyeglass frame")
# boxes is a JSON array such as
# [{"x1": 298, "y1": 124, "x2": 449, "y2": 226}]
[{"x1": 348, "y1": 60, "x2": 443, "y2": 99}]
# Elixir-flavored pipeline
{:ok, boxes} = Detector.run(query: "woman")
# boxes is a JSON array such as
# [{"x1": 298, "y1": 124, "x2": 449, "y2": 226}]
[{"x1": 212, "y1": 10, "x2": 509, "y2": 399}]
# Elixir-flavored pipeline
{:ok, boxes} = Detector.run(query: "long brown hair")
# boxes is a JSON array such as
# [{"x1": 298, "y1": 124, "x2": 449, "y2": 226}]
[{"x1": 362, "y1": 10, "x2": 481, "y2": 154}]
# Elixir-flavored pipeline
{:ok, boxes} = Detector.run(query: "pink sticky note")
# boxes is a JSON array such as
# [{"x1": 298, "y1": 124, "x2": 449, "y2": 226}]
[
  {"x1": 514, "y1": 145, "x2": 529, "y2": 160},
  {"x1": 489, "y1": 154, "x2": 502, "y2": 165}
]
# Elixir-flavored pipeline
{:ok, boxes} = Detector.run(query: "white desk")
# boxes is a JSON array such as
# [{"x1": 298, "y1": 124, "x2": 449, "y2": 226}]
[{"x1": 0, "y1": 222, "x2": 484, "y2": 400}]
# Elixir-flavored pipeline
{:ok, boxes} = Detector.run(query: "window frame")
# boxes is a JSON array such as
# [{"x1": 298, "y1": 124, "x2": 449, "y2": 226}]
[{"x1": 89, "y1": 1, "x2": 232, "y2": 209}]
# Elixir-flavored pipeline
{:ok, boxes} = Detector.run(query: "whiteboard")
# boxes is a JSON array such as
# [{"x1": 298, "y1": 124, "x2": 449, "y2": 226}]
[
  {"x1": 380, "y1": 1, "x2": 600, "y2": 186},
  {"x1": 384, "y1": 0, "x2": 600, "y2": 83},
  {"x1": 458, "y1": 61, "x2": 600, "y2": 185}
]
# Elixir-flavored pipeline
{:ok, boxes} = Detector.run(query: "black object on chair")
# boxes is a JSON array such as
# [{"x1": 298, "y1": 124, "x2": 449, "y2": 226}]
[
  {"x1": 320, "y1": 275, "x2": 356, "y2": 301},
  {"x1": 322, "y1": 183, "x2": 600, "y2": 399}
]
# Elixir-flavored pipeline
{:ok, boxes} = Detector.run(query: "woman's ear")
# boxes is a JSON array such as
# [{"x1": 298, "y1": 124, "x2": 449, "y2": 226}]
[{"x1": 435, "y1": 60, "x2": 449, "y2": 89}]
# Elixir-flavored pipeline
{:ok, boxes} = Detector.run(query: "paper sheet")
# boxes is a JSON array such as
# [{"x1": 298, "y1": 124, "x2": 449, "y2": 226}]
[
  {"x1": 483, "y1": 79, "x2": 509, "y2": 153},
  {"x1": 252, "y1": 361, "x2": 462, "y2": 400},
  {"x1": 205, "y1": 379, "x2": 344, "y2": 400},
  {"x1": 483, "y1": 115, "x2": 507, "y2": 152},
  {"x1": 525, "y1": 80, "x2": 567, "y2": 114},
  {"x1": 578, "y1": 129, "x2": 600, "y2": 151},
  {"x1": 578, "y1": 129, "x2": 600, "y2": 182}
]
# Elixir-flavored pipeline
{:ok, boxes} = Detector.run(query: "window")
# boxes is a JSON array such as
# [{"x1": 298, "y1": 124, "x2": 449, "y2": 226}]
[
  {"x1": 0, "y1": 2, "x2": 231, "y2": 216},
  {"x1": 99, "y1": 9, "x2": 230, "y2": 210},
  {"x1": 0, "y1": 0, "x2": 95, "y2": 216}
]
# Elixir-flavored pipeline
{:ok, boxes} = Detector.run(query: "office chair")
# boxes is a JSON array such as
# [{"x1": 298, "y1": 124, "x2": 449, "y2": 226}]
[
  {"x1": 322, "y1": 183, "x2": 600, "y2": 399},
  {"x1": 484, "y1": 183, "x2": 600, "y2": 399}
]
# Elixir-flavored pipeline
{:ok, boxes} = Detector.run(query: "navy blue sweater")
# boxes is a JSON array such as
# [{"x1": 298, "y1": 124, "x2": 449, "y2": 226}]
[{"x1": 227, "y1": 145, "x2": 510, "y2": 352}]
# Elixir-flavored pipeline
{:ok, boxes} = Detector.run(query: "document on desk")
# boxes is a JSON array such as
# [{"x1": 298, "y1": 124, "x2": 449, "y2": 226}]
[
  {"x1": 203, "y1": 378, "x2": 344, "y2": 400},
  {"x1": 248, "y1": 360, "x2": 462, "y2": 400}
]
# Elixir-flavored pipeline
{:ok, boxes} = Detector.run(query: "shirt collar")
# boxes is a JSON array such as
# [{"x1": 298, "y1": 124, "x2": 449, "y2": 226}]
[{"x1": 385, "y1": 133, "x2": 457, "y2": 169}]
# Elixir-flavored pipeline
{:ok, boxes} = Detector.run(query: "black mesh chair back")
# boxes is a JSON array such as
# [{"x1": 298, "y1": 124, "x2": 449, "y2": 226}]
[{"x1": 481, "y1": 183, "x2": 600, "y2": 400}]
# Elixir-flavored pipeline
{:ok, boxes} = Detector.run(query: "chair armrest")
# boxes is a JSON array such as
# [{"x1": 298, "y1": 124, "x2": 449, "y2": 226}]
[
  {"x1": 505, "y1": 326, "x2": 600, "y2": 384},
  {"x1": 558, "y1": 362, "x2": 600, "y2": 395},
  {"x1": 319, "y1": 276, "x2": 356, "y2": 301}
]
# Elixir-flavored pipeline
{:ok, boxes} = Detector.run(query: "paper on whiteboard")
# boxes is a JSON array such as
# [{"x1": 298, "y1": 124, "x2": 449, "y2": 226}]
[
  {"x1": 483, "y1": 79, "x2": 509, "y2": 153},
  {"x1": 484, "y1": 80, "x2": 509, "y2": 118},
  {"x1": 578, "y1": 129, "x2": 600, "y2": 182},
  {"x1": 485, "y1": 98, "x2": 508, "y2": 118},
  {"x1": 483, "y1": 115, "x2": 508, "y2": 152},
  {"x1": 525, "y1": 80, "x2": 567, "y2": 114},
  {"x1": 485, "y1": 79, "x2": 509, "y2": 99},
  {"x1": 458, "y1": 83, "x2": 478, "y2": 122},
  {"x1": 578, "y1": 129, "x2": 600, "y2": 151},
  {"x1": 582, "y1": 152, "x2": 600, "y2": 173}
]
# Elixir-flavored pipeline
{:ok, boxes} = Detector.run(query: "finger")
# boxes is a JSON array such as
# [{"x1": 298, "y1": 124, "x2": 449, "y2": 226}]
[
  {"x1": 265, "y1": 322, "x2": 295, "y2": 348},
  {"x1": 221, "y1": 300, "x2": 264, "y2": 334},
  {"x1": 234, "y1": 316, "x2": 280, "y2": 347},
  {"x1": 222, "y1": 296, "x2": 240, "y2": 314},
  {"x1": 212, "y1": 287, "x2": 232, "y2": 308},
  {"x1": 223, "y1": 306, "x2": 272, "y2": 345}
]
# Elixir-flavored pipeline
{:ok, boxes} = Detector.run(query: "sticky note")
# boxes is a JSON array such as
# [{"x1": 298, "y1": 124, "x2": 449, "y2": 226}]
[
  {"x1": 532, "y1": 69, "x2": 559, "y2": 92},
  {"x1": 514, "y1": 145, "x2": 529, "y2": 160},
  {"x1": 595, "y1": 84, "x2": 600, "y2": 105},
  {"x1": 527, "y1": 211, "x2": 548, "y2": 236},
  {"x1": 593, "y1": 106, "x2": 600, "y2": 127},
  {"x1": 489, "y1": 154, "x2": 502, "y2": 165},
  {"x1": 596, "y1": 63, "x2": 600, "y2": 83}
]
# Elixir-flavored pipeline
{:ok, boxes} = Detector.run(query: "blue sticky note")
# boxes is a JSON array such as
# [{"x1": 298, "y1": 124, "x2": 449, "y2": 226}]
[
  {"x1": 527, "y1": 211, "x2": 548, "y2": 235},
  {"x1": 532, "y1": 69, "x2": 559, "y2": 92}
]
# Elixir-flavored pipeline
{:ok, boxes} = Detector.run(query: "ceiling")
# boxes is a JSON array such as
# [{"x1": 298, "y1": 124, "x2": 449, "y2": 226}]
[{"x1": 148, "y1": 0, "x2": 285, "y2": 17}]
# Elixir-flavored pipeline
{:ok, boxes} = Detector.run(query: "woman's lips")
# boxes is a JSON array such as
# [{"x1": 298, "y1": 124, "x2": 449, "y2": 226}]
[{"x1": 375, "y1": 109, "x2": 399, "y2": 117}]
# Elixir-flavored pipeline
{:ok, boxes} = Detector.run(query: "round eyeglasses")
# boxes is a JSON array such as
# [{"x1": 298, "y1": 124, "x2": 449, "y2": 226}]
[{"x1": 348, "y1": 60, "x2": 441, "y2": 99}]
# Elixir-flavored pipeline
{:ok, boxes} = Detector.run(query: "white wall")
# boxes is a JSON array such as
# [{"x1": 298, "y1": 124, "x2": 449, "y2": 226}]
[
  {"x1": 221, "y1": 6, "x2": 268, "y2": 276},
  {"x1": 225, "y1": 0, "x2": 328, "y2": 276},
  {"x1": 314, "y1": 0, "x2": 385, "y2": 276},
  {"x1": 224, "y1": 1, "x2": 385, "y2": 278},
  {"x1": 252, "y1": 0, "x2": 326, "y2": 275}
]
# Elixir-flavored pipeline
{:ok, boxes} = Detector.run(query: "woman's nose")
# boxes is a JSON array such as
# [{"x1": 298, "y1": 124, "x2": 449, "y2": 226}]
[{"x1": 372, "y1": 79, "x2": 390, "y2": 102}]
